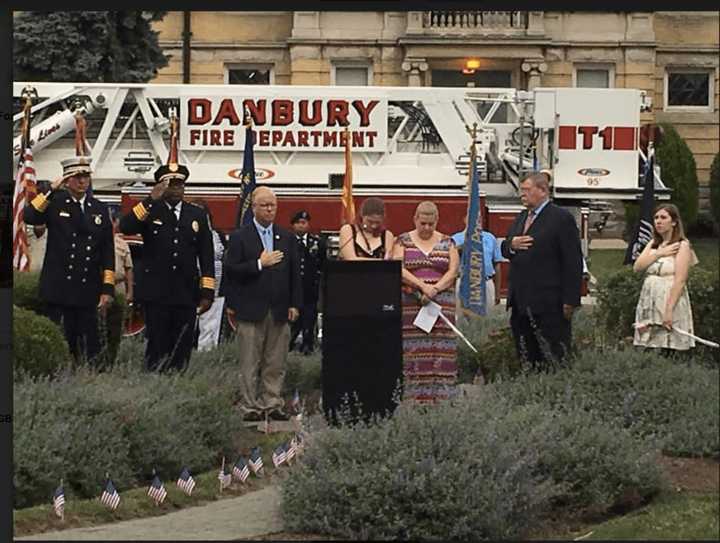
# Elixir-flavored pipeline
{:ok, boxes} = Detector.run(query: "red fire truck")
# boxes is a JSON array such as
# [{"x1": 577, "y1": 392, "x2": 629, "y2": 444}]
[{"x1": 13, "y1": 82, "x2": 669, "y2": 297}]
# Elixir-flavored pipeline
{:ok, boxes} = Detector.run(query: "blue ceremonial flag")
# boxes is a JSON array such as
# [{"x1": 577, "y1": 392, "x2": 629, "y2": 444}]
[
  {"x1": 232, "y1": 456, "x2": 250, "y2": 483},
  {"x1": 176, "y1": 467, "x2": 196, "y2": 496},
  {"x1": 236, "y1": 108, "x2": 257, "y2": 228},
  {"x1": 248, "y1": 446, "x2": 264, "y2": 475},
  {"x1": 52, "y1": 484, "x2": 65, "y2": 519},
  {"x1": 147, "y1": 473, "x2": 167, "y2": 505},
  {"x1": 624, "y1": 147, "x2": 656, "y2": 265},
  {"x1": 99, "y1": 478, "x2": 120, "y2": 511},
  {"x1": 458, "y1": 137, "x2": 487, "y2": 316}
]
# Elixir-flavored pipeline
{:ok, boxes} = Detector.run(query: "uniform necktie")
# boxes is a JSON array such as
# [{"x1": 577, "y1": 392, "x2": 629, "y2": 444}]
[{"x1": 523, "y1": 210, "x2": 535, "y2": 234}]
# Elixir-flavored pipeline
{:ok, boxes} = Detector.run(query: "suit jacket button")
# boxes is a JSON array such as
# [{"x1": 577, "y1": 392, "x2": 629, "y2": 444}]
[
  {"x1": 173, "y1": 252, "x2": 178, "y2": 257},
  {"x1": 87, "y1": 246, "x2": 91, "y2": 250},
  {"x1": 172, "y1": 265, "x2": 177, "y2": 270},
  {"x1": 173, "y1": 239, "x2": 178, "y2": 244},
  {"x1": 82, "y1": 278, "x2": 87, "y2": 283},
  {"x1": 68, "y1": 265, "x2": 73, "y2": 270},
  {"x1": 86, "y1": 256, "x2": 90, "y2": 261},
  {"x1": 73, "y1": 233, "x2": 77, "y2": 237},
  {"x1": 66, "y1": 275, "x2": 71, "y2": 280},
  {"x1": 70, "y1": 254, "x2": 75, "y2": 259}
]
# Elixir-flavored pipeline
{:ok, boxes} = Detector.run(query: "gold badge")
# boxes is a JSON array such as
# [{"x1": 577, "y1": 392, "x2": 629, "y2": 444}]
[
  {"x1": 192, "y1": 220, "x2": 199, "y2": 232},
  {"x1": 94, "y1": 215, "x2": 102, "y2": 225},
  {"x1": 169, "y1": 163, "x2": 178, "y2": 172}
]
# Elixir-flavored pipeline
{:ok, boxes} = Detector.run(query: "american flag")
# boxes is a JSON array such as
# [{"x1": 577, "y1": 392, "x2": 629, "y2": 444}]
[
  {"x1": 52, "y1": 484, "x2": 65, "y2": 519},
  {"x1": 272, "y1": 445, "x2": 287, "y2": 468},
  {"x1": 99, "y1": 479, "x2": 120, "y2": 511},
  {"x1": 147, "y1": 474, "x2": 167, "y2": 505},
  {"x1": 176, "y1": 467, "x2": 196, "y2": 496},
  {"x1": 248, "y1": 447, "x2": 264, "y2": 475},
  {"x1": 218, "y1": 466, "x2": 232, "y2": 489},
  {"x1": 12, "y1": 146, "x2": 36, "y2": 271},
  {"x1": 232, "y1": 457, "x2": 250, "y2": 483}
]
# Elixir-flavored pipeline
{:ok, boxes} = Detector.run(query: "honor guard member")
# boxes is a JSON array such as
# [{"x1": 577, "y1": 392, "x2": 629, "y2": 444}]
[
  {"x1": 289, "y1": 210, "x2": 327, "y2": 355},
  {"x1": 24, "y1": 156, "x2": 115, "y2": 363},
  {"x1": 119, "y1": 161, "x2": 215, "y2": 372}
]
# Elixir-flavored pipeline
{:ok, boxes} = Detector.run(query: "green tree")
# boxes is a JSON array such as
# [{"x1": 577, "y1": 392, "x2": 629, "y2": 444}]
[
  {"x1": 710, "y1": 151, "x2": 720, "y2": 228},
  {"x1": 656, "y1": 123, "x2": 699, "y2": 227},
  {"x1": 14, "y1": 11, "x2": 168, "y2": 83}
]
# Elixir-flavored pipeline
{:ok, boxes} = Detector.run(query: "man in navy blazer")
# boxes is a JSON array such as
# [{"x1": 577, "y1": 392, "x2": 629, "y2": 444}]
[
  {"x1": 224, "y1": 186, "x2": 302, "y2": 421},
  {"x1": 500, "y1": 171, "x2": 583, "y2": 370}
]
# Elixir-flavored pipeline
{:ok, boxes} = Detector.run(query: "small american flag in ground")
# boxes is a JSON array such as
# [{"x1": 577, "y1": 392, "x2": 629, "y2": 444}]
[
  {"x1": 232, "y1": 457, "x2": 250, "y2": 483},
  {"x1": 52, "y1": 484, "x2": 65, "y2": 518},
  {"x1": 218, "y1": 466, "x2": 232, "y2": 489},
  {"x1": 248, "y1": 447, "x2": 264, "y2": 475},
  {"x1": 147, "y1": 474, "x2": 167, "y2": 505},
  {"x1": 272, "y1": 445, "x2": 287, "y2": 468},
  {"x1": 176, "y1": 467, "x2": 196, "y2": 496},
  {"x1": 100, "y1": 479, "x2": 120, "y2": 510}
]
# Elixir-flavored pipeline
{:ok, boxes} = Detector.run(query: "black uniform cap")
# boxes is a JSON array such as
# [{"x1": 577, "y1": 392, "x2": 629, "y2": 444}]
[{"x1": 291, "y1": 210, "x2": 311, "y2": 224}]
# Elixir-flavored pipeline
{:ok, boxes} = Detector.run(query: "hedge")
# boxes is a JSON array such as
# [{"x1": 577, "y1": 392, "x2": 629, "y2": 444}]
[
  {"x1": 13, "y1": 271, "x2": 126, "y2": 370},
  {"x1": 710, "y1": 151, "x2": 720, "y2": 228},
  {"x1": 13, "y1": 306, "x2": 71, "y2": 379},
  {"x1": 596, "y1": 265, "x2": 719, "y2": 363},
  {"x1": 13, "y1": 355, "x2": 245, "y2": 508},
  {"x1": 281, "y1": 389, "x2": 663, "y2": 540},
  {"x1": 656, "y1": 123, "x2": 699, "y2": 227}
]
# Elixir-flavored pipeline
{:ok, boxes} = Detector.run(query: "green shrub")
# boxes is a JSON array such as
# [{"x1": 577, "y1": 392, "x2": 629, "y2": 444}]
[
  {"x1": 13, "y1": 306, "x2": 71, "y2": 379},
  {"x1": 13, "y1": 352, "x2": 244, "y2": 508},
  {"x1": 596, "y1": 265, "x2": 719, "y2": 363},
  {"x1": 283, "y1": 352, "x2": 322, "y2": 398},
  {"x1": 710, "y1": 151, "x2": 719, "y2": 227},
  {"x1": 656, "y1": 123, "x2": 699, "y2": 227},
  {"x1": 495, "y1": 348, "x2": 719, "y2": 458},
  {"x1": 13, "y1": 271, "x2": 126, "y2": 368},
  {"x1": 282, "y1": 392, "x2": 662, "y2": 540}
]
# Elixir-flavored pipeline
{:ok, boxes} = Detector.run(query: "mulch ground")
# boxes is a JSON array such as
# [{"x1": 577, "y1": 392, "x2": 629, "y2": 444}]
[{"x1": 657, "y1": 454, "x2": 720, "y2": 493}]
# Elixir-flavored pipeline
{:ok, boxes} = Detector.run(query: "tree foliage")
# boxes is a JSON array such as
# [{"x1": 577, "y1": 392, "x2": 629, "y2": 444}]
[
  {"x1": 14, "y1": 11, "x2": 168, "y2": 83},
  {"x1": 656, "y1": 123, "x2": 700, "y2": 227},
  {"x1": 710, "y1": 151, "x2": 720, "y2": 227}
]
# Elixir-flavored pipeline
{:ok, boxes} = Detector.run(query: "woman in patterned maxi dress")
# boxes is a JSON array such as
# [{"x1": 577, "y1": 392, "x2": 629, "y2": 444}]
[{"x1": 392, "y1": 201, "x2": 460, "y2": 403}]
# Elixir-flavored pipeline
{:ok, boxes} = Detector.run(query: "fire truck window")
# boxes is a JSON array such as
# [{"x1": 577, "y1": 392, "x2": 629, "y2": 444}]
[
  {"x1": 228, "y1": 68, "x2": 271, "y2": 85},
  {"x1": 667, "y1": 72, "x2": 710, "y2": 107}
]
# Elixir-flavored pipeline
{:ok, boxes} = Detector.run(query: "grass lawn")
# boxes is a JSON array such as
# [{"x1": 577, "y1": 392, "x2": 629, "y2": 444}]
[
  {"x1": 567, "y1": 491, "x2": 719, "y2": 541},
  {"x1": 588, "y1": 237, "x2": 719, "y2": 286}
]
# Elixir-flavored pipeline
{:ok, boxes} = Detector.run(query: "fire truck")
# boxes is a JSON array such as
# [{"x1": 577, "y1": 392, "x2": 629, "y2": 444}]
[{"x1": 12, "y1": 82, "x2": 670, "y2": 295}]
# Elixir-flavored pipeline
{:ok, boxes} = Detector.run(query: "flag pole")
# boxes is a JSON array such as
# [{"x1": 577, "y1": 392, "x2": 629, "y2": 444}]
[
  {"x1": 59, "y1": 477, "x2": 64, "y2": 522},
  {"x1": 219, "y1": 457, "x2": 225, "y2": 494}
]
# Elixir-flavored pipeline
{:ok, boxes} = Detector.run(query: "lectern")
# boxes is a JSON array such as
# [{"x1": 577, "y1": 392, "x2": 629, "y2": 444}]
[{"x1": 322, "y1": 260, "x2": 402, "y2": 425}]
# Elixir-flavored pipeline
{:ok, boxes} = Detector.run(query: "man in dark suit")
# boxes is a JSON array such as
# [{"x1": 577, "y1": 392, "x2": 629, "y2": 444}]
[
  {"x1": 24, "y1": 156, "x2": 115, "y2": 363},
  {"x1": 119, "y1": 162, "x2": 215, "y2": 372},
  {"x1": 500, "y1": 171, "x2": 583, "y2": 370},
  {"x1": 224, "y1": 186, "x2": 302, "y2": 421},
  {"x1": 288, "y1": 210, "x2": 327, "y2": 355}
]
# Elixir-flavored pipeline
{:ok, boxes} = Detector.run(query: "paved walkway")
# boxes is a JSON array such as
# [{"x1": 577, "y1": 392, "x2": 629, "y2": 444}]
[
  {"x1": 589, "y1": 238, "x2": 627, "y2": 250},
  {"x1": 17, "y1": 485, "x2": 283, "y2": 541}
]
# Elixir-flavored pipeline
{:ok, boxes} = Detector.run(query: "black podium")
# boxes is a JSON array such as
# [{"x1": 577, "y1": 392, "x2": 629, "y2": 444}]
[{"x1": 322, "y1": 260, "x2": 402, "y2": 425}]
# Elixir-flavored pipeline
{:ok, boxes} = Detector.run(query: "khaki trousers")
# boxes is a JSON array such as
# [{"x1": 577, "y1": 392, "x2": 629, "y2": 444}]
[{"x1": 235, "y1": 310, "x2": 290, "y2": 415}]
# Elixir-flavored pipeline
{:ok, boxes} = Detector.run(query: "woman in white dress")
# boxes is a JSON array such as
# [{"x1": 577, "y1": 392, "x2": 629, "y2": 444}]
[{"x1": 633, "y1": 204, "x2": 697, "y2": 353}]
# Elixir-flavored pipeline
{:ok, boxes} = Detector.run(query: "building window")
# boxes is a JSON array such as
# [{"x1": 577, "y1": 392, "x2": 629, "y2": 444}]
[
  {"x1": 225, "y1": 65, "x2": 273, "y2": 85},
  {"x1": 573, "y1": 64, "x2": 614, "y2": 88},
  {"x1": 665, "y1": 69, "x2": 712, "y2": 109},
  {"x1": 332, "y1": 64, "x2": 371, "y2": 86}
]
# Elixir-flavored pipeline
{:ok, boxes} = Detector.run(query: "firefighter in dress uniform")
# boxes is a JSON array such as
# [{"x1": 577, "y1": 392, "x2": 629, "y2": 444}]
[
  {"x1": 24, "y1": 156, "x2": 115, "y2": 363},
  {"x1": 119, "y1": 159, "x2": 215, "y2": 372},
  {"x1": 288, "y1": 210, "x2": 327, "y2": 355}
]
